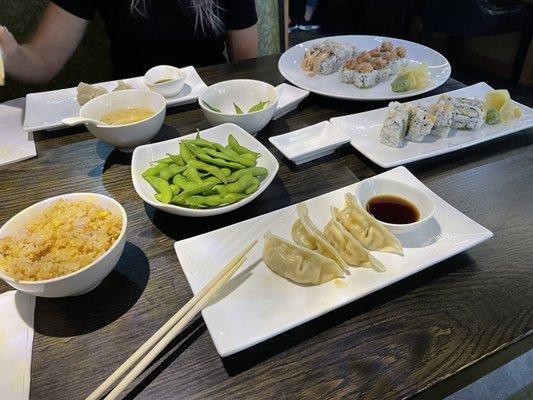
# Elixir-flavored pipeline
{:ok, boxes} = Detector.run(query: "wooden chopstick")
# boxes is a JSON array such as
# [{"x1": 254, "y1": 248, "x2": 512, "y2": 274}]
[{"x1": 86, "y1": 240, "x2": 257, "y2": 400}]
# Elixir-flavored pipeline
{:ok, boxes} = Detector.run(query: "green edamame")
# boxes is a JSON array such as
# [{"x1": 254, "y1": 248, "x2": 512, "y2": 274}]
[
  {"x1": 203, "y1": 148, "x2": 256, "y2": 167},
  {"x1": 184, "y1": 193, "x2": 248, "y2": 207},
  {"x1": 228, "y1": 134, "x2": 259, "y2": 156},
  {"x1": 142, "y1": 162, "x2": 169, "y2": 177},
  {"x1": 167, "y1": 153, "x2": 185, "y2": 166},
  {"x1": 187, "y1": 159, "x2": 228, "y2": 183},
  {"x1": 171, "y1": 182, "x2": 217, "y2": 205},
  {"x1": 144, "y1": 176, "x2": 172, "y2": 204},
  {"x1": 221, "y1": 173, "x2": 254, "y2": 194},
  {"x1": 184, "y1": 166, "x2": 203, "y2": 184},
  {"x1": 197, "y1": 153, "x2": 245, "y2": 170},
  {"x1": 227, "y1": 167, "x2": 268, "y2": 182},
  {"x1": 172, "y1": 174, "x2": 194, "y2": 191},
  {"x1": 180, "y1": 141, "x2": 195, "y2": 163},
  {"x1": 159, "y1": 164, "x2": 187, "y2": 181},
  {"x1": 245, "y1": 177, "x2": 260, "y2": 195}
]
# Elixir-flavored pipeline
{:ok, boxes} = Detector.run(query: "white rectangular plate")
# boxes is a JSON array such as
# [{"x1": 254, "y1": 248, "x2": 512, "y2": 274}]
[
  {"x1": 174, "y1": 166, "x2": 493, "y2": 356},
  {"x1": 269, "y1": 120, "x2": 350, "y2": 163},
  {"x1": 23, "y1": 66, "x2": 207, "y2": 131},
  {"x1": 272, "y1": 83, "x2": 310, "y2": 120},
  {"x1": 131, "y1": 123, "x2": 279, "y2": 217},
  {"x1": 330, "y1": 82, "x2": 533, "y2": 168}
]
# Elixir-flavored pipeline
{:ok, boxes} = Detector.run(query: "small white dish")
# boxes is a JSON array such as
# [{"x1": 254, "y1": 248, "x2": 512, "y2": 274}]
[
  {"x1": 144, "y1": 65, "x2": 187, "y2": 98},
  {"x1": 23, "y1": 66, "x2": 207, "y2": 131},
  {"x1": 0, "y1": 193, "x2": 128, "y2": 298},
  {"x1": 131, "y1": 123, "x2": 279, "y2": 217},
  {"x1": 198, "y1": 79, "x2": 279, "y2": 134},
  {"x1": 269, "y1": 121, "x2": 350, "y2": 164},
  {"x1": 272, "y1": 83, "x2": 309, "y2": 120},
  {"x1": 174, "y1": 166, "x2": 492, "y2": 356},
  {"x1": 78, "y1": 89, "x2": 166, "y2": 152},
  {"x1": 355, "y1": 178, "x2": 435, "y2": 234},
  {"x1": 330, "y1": 82, "x2": 533, "y2": 168}
]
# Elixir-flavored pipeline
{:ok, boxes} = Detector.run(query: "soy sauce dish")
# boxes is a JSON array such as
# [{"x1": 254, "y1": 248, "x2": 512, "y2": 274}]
[{"x1": 356, "y1": 178, "x2": 435, "y2": 234}]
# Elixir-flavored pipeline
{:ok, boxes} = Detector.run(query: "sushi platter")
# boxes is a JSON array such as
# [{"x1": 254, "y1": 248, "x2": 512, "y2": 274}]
[
  {"x1": 278, "y1": 35, "x2": 451, "y2": 101},
  {"x1": 331, "y1": 82, "x2": 533, "y2": 167}
]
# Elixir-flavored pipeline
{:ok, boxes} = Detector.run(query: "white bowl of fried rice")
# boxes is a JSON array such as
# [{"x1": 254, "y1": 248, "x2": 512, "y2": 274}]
[{"x1": 0, "y1": 193, "x2": 127, "y2": 297}]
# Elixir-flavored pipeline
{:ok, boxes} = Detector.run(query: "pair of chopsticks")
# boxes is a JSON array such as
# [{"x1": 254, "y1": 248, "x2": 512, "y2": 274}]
[{"x1": 86, "y1": 240, "x2": 258, "y2": 400}]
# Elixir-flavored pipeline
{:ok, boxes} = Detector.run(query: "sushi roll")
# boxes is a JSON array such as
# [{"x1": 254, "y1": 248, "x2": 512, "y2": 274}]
[
  {"x1": 353, "y1": 62, "x2": 377, "y2": 88},
  {"x1": 429, "y1": 99, "x2": 454, "y2": 137},
  {"x1": 339, "y1": 57, "x2": 358, "y2": 84},
  {"x1": 381, "y1": 51, "x2": 401, "y2": 75},
  {"x1": 380, "y1": 102, "x2": 413, "y2": 147},
  {"x1": 301, "y1": 41, "x2": 356, "y2": 75},
  {"x1": 394, "y1": 46, "x2": 409, "y2": 69},
  {"x1": 406, "y1": 104, "x2": 437, "y2": 142},
  {"x1": 356, "y1": 50, "x2": 372, "y2": 63},
  {"x1": 452, "y1": 97, "x2": 485, "y2": 130},
  {"x1": 371, "y1": 58, "x2": 391, "y2": 83},
  {"x1": 378, "y1": 41, "x2": 394, "y2": 53}
]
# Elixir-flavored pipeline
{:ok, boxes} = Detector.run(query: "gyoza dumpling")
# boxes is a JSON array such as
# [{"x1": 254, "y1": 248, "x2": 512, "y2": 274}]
[
  {"x1": 323, "y1": 207, "x2": 385, "y2": 271},
  {"x1": 77, "y1": 82, "x2": 108, "y2": 106},
  {"x1": 113, "y1": 80, "x2": 134, "y2": 91},
  {"x1": 291, "y1": 203, "x2": 348, "y2": 270},
  {"x1": 263, "y1": 232, "x2": 345, "y2": 285},
  {"x1": 334, "y1": 193, "x2": 403, "y2": 254}
]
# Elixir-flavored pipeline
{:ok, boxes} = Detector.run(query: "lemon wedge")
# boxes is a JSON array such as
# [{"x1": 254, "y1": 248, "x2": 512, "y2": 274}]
[
  {"x1": 484, "y1": 89, "x2": 510, "y2": 112},
  {"x1": 500, "y1": 99, "x2": 521, "y2": 123}
]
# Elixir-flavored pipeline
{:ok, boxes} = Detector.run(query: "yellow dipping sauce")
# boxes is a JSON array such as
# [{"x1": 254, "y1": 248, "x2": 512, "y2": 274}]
[{"x1": 100, "y1": 107, "x2": 155, "y2": 126}]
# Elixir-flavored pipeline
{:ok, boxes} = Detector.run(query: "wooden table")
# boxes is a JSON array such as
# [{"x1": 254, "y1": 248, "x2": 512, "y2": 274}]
[{"x1": 1, "y1": 55, "x2": 532, "y2": 400}]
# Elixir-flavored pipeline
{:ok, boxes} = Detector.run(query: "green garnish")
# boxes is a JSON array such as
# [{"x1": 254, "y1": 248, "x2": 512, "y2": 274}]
[
  {"x1": 485, "y1": 108, "x2": 500, "y2": 125},
  {"x1": 391, "y1": 74, "x2": 411, "y2": 93},
  {"x1": 248, "y1": 100, "x2": 270, "y2": 113},
  {"x1": 202, "y1": 101, "x2": 222, "y2": 113},
  {"x1": 233, "y1": 103, "x2": 244, "y2": 114}
]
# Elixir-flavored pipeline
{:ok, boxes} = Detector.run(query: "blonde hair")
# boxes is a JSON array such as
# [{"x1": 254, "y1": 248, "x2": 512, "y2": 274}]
[{"x1": 130, "y1": 0, "x2": 225, "y2": 36}]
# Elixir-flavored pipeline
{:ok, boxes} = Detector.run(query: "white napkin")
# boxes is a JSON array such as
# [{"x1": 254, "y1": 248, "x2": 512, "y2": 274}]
[
  {"x1": 0, "y1": 291, "x2": 35, "y2": 400},
  {"x1": 0, "y1": 98, "x2": 36, "y2": 167}
]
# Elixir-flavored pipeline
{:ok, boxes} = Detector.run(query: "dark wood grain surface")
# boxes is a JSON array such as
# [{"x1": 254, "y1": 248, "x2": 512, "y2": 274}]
[{"x1": 0, "y1": 54, "x2": 532, "y2": 400}]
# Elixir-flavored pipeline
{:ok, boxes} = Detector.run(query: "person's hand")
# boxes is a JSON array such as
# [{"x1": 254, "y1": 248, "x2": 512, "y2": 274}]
[{"x1": 0, "y1": 25, "x2": 19, "y2": 62}]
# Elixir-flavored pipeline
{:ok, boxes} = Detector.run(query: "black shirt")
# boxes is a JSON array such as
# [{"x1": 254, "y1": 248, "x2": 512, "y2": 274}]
[{"x1": 52, "y1": 0, "x2": 257, "y2": 78}]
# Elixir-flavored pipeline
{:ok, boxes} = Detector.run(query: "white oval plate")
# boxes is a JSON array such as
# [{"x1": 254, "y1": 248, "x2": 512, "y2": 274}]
[
  {"x1": 131, "y1": 123, "x2": 279, "y2": 217},
  {"x1": 278, "y1": 35, "x2": 451, "y2": 101}
]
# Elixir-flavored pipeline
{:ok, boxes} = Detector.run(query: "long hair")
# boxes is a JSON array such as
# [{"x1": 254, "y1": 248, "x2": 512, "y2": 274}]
[{"x1": 130, "y1": 0, "x2": 224, "y2": 36}]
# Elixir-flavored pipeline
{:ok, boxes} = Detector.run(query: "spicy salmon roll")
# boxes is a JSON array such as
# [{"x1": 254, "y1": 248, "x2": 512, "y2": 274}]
[
  {"x1": 353, "y1": 62, "x2": 377, "y2": 88},
  {"x1": 394, "y1": 46, "x2": 408, "y2": 69},
  {"x1": 339, "y1": 57, "x2": 358, "y2": 83},
  {"x1": 378, "y1": 41, "x2": 394, "y2": 53},
  {"x1": 381, "y1": 51, "x2": 401, "y2": 75},
  {"x1": 301, "y1": 40, "x2": 357, "y2": 75},
  {"x1": 371, "y1": 58, "x2": 391, "y2": 82}
]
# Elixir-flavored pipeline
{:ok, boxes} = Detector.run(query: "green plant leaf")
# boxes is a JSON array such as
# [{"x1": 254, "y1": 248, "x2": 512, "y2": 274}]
[
  {"x1": 202, "y1": 101, "x2": 222, "y2": 113},
  {"x1": 233, "y1": 102, "x2": 244, "y2": 114},
  {"x1": 248, "y1": 100, "x2": 270, "y2": 113}
]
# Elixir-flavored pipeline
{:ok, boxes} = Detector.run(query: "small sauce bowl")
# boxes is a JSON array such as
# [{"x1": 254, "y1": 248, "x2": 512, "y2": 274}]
[
  {"x1": 355, "y1": 178, "x2": 435, "y2": 234},
  {"x1": 144, "y1": 65, "x2": 187, "y2": 98}
]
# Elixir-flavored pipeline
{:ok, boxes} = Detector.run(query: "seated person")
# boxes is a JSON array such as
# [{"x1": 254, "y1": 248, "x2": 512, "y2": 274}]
[{"x1": 0, "y1": 0, "x2": 258, "y2": 83}]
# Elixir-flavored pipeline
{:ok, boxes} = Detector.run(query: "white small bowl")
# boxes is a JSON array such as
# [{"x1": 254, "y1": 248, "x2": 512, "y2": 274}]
[
  {"x1": 0, "y1": 193, "x2": 128, "y2": 298},
  {"x1": 81, "y1": 89, "x2": 166, "y2": 152},
  {"x1": 198, "y1": 79, "x2": 279, "y2": 134},
  {"x1": 355, "y1": 178, "x2": 435, "y2": 234},
  {"x1": 144, "y1": 65, "x2": 187, "y2": 97}
]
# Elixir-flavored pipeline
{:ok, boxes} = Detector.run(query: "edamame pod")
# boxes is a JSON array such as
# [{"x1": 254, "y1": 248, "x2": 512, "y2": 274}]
[
  {"x1": 184, "y1": 193, "x2": 248, "y2": 207},
  {"x1": 223, "y1": 173, "x2": 254, "y2": 194},
  {"x1": 228, "y1": 134, "x2": 259, "y2": 156},
  {"x1": 142, "y1": 162, "x2": 169, "y2": 177},
  {"x1": 169, "y1": 184, "x2": 181, "y2": 195},
  {"x1": 220, "y1": 167, "x2": 231, "y2": 177},
  {"x1": 154, "y1": 156, "x2": 173, "y2": 164},
  {"x1": 180, "y1": 141, "x2": 195, "y2": 163},
  {"x1": 159, "y1": 164, "x2": 187, "y2": 180},
  {"x1": 167, "y1": 153, "x2": 185, "y2": 166},
  {"x1": 172, "y1": 174, "x2": 194, "y2": 191},
  {"x1": 196, "y1": 153, "x2": 245, "y2": 170},
  {"x1": 187, "y1": 159, "x2": 228, "y2": 183},
  {"x1": 227, "y1": 167, "x2": 268, "y2": 182},
  {"x1": 203, "y1": 148, "x2": 256, "y2": 167},
  {"x1": 144, "y1": 175, "x2": 173, "y2": 204},
  {"x1": 184, "y1": 166, "x2": 203, "y2": 184},
  {"x1": 245, "y1": 177, "x2": 260, "y2": 195},
  {"x1": 171, "y1": 182, "x2": 217, "y2": 205}
]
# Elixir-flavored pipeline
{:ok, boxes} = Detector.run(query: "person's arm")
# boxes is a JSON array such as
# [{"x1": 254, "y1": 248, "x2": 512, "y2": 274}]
[
  {"x1": 226, "y1": 24, "x2": 258, "y2": 62},
  {"x1": 0, "y1": 3, "x2": 88, "y2": 84}
]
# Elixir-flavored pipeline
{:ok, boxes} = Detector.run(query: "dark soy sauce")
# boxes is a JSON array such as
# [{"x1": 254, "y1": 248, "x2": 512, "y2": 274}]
[{"x1": 366, "y1": 195, "x2": 420, "y2": 224}]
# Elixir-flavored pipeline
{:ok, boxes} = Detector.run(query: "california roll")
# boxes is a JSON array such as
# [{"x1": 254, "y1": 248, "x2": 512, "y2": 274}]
[{"x1": 380, "y1": 102, "x2": 413, "y2": 147}]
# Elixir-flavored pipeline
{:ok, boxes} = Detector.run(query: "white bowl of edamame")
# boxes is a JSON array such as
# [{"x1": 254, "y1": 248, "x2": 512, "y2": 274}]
[
  {"x1": 199, "y1": 79, "x2": 279, "y2": 134},
  {"x1": 131, "y1": 123, "x2": 279, "y2": 217}
]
